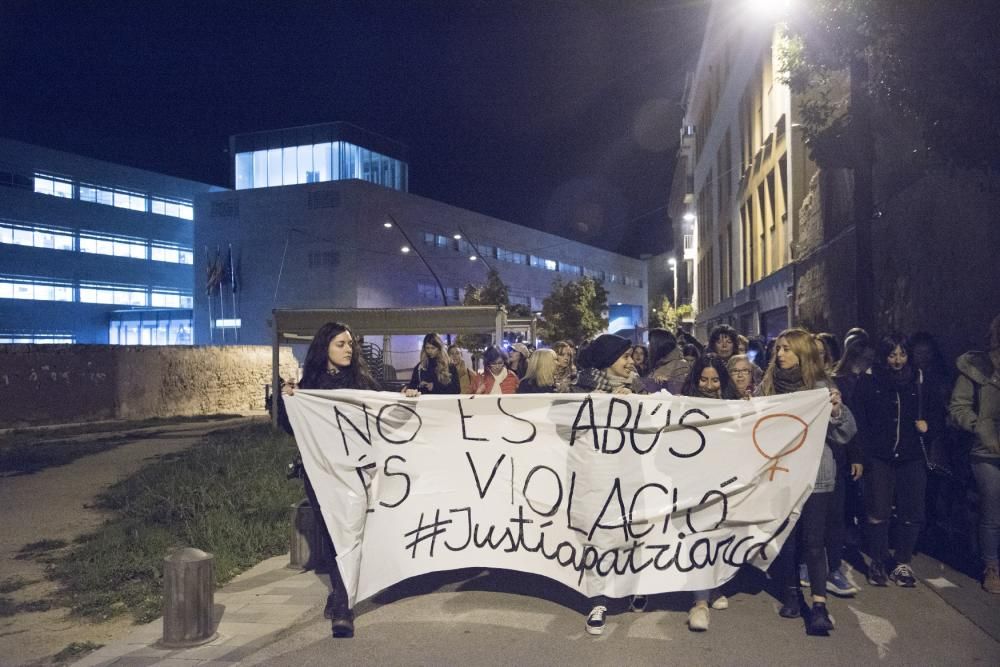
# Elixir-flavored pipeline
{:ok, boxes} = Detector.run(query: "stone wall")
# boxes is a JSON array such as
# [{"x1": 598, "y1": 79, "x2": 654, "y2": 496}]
[
  {"x1": 0, "y1": 345, "x2": 299, "y2": 428},
  {"x1": 793, "y1": 162, "x2": 1000, "y2": 363}
]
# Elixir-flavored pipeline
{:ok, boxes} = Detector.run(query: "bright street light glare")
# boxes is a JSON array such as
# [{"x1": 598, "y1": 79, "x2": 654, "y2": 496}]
[
  {"x1": 383, "y1": 221, "x2": 393, "y2": 228},
  {"x1": 682, "y1": 212, "x2": 695, "y2": 222},
  {"x1": 668, "y1": 257, "x2": 677, "y2": 267},
  {"x1": 469, "y1": 255, "x2": 477, "y2": 261},
  {"x1": 453, "y1": 234, "x2": 462, "y2": 239},
  {"x1": 401, "y1": 246, "x2": 410, "y2": 253}
]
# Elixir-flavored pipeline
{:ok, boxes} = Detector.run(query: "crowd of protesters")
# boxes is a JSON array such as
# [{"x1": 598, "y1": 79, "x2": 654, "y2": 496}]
[{"x1": 281, "y1": 313, "x2": 1000, "y2": 639}]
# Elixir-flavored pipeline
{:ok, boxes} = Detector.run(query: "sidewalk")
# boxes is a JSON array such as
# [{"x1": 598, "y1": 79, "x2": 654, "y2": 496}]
[{"x1": 72, "y1": 555, "x2": 330, "y2": 666}]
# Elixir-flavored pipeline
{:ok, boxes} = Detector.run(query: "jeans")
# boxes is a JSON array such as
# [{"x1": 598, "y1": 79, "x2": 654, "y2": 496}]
[
  {"x1": 774, "y1": 491, "x2": 832, "y2": 599},
  {"x1": 972, "y1": 460, "x2": 1000, "y2": 566},
  {"x1": 864, "y1": 457, "x2": 926, "y2": 564}
]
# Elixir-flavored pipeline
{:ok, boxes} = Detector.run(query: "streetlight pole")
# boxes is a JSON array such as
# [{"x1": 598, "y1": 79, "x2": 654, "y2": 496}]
[
  {"x1": 384, "y1": 214, "x2": 449, "y2": 307},
  {"x1": 668, "y1": 257, "x2": 678, "y2": 311}
]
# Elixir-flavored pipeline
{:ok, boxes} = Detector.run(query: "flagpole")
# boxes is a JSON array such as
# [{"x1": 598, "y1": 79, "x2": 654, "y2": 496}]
[
  {"x1": 205, "y1": 246, "x2": 214, "y2": 344},
  {"x1": 229, "y1": 244, "x2": 238, "y2": 344}
]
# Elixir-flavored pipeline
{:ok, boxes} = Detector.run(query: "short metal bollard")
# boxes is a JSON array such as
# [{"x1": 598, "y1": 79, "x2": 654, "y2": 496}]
[
  {"x1": 160, "y1": 547, "x2": 218, "y2": 648},
  {"x1": 289, "y1": 500, "x2": 331, "y2": 570}
]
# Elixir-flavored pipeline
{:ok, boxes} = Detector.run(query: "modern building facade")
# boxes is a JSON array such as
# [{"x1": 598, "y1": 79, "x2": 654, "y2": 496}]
[
  {"x1": 0, "y1": 138, "x2": 224, "y2": 344},
  {"x1": 681, "y1": 3, "x2": 814, "y2": 339},
  {"x1": 231, "y1": 122, "x2": 408, "y2": 193},
  {"x1": 195, "y1": 171, "x2": 647, "y2": 369}
]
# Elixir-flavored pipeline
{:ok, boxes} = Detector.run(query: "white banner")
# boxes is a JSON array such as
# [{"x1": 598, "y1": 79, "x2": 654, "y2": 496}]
[{"x1": 285, "y1": 389, "x2": 831, "y2": 606}]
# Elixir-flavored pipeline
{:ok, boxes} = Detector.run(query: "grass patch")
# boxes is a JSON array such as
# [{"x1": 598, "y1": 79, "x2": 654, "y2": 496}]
[
  {"x1": 45, "y1": 423, "x2": 301, "y2": 623},
  {"x1": 0, "y1": 414, "x2": 245, "y2": 445},
  {"x1": 53, "y1": 641, "x2": 104, "y2": 663},
  {"x1": 16, "y1": 539, "x2": 69, "y2": 560}
]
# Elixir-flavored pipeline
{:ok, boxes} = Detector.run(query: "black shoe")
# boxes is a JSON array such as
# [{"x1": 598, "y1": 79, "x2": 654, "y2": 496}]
[
  {"x1": 867, "y1": 560, "x2": 889, "y2": 587},
  {"x1": 779, "y1": 588, "x2": 801, "y2": 619},
  {"x1": 331, "y1": 609, "x2": 355, "y2": 638},
  {"x1": 323, "y1": 592, "x2": 336, "y2": 620},
  {"x1": 807, "y1": 603, "x2": 834, "y2": 636}
]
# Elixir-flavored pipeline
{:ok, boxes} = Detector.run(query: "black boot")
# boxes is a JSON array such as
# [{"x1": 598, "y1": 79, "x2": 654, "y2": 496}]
[
  {"x1": 779, "y1": 587, "x2": 801, "y2": 619},
  {"x1": 807, "y1": 602, "x2": 834, "y2": 635},
  {"x1": 327, "y1": 565, "x2": 354, "y2": 638}
]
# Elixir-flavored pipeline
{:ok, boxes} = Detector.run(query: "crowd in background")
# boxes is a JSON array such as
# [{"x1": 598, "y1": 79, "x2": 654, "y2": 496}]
[{"x1": 283, "y1": 314, "x2": 1000, "y2": 639}]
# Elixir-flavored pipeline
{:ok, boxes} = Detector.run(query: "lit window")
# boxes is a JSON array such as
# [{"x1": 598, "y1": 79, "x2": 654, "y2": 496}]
[
  {"x1": 235, "y1": 152, "x2": 253, "y2": 190},
  {"x1": 34, "y1": 175, "x2": 73, "y2": 198},
  {"x1": 544, "y1": 259, "x2": 557, "y2": 271},
  {"x1": 0, "y1": 277, "x2": 74, "y2": 302},
  {"x1": 214, "y1": 318, "x2": 241, "y2": 328}
]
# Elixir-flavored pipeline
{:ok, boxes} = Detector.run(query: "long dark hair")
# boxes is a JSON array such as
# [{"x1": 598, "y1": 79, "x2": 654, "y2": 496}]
[
  {"x1": 301, "y1": 321, "x2": 377, "y2": 389},
  {"x1": 419, "y1": 333, "x2": 453, "y2": 385},
  {"x1": 708, "y1": 324, "x2": 739, "y2": 356},
  {"x1": 681, "y1": 353, "x2": 739, "y2": 399},
  {"x1": 647, "y1": 328, "x2": 678, "y2": 371}
]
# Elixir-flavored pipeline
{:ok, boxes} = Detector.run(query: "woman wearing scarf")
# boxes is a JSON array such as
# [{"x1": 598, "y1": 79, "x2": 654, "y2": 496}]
[
  {"x1": 568, "y1": 334, "x2": 643, "y2": 635},
  {"x1": 855, "y1": 333, "x2": 940, "y2": 589},
  {"x1": 472, "y1": 345, "x2": 520, "y2": 394},
  {"x1": 758, "y1": 328, "x2": 856, "y2": 636}
]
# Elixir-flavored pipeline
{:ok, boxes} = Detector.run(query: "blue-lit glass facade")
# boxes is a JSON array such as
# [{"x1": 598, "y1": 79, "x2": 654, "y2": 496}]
[
  {"x1": 0, "y1": 137, "x2": 221, "y2": 344},
  {"x1": 231, "y1": 122, "x2": 408, "y2": 192}
]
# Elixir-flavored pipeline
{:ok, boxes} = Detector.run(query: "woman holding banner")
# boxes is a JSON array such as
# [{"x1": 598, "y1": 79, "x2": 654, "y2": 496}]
[
  {"x1": 757, "y1": 328, "x2": 856, "y2": 636},
  {"x1": 569, "y1": 334, "x2": 645, "y2": 635},
  {"x1": 680, "y1": 353, "x2": 738, "y2": 631},
  {"x1": 280, "y1": 321, "x2": 380, "y2": 639}
]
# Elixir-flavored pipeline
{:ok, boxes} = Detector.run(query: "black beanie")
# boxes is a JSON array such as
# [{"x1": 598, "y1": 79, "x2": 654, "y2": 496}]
[{"x1": 580, "y1": 334, "x2": 631, "y2": 370}]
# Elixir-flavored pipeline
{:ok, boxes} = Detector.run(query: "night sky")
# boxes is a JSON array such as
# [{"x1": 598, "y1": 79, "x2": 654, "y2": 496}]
[{"x1": 1, "y1": 0, "x2": 707, "y2": 257}]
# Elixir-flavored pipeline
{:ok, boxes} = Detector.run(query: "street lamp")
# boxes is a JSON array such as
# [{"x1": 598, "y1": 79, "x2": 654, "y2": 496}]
[
  {"x1": 384, "y1": 214, "x2": 450, "y2": 307},
  {"x1": 668, "y1": 257, "x2": 678, "y2": 311}
]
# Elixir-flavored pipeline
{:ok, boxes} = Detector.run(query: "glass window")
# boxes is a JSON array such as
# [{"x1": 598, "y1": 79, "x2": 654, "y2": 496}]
[
  {"x1": 113, "y1": 191, "x2": 131, "y2": 209},
  {"x1": 235, "y1": 152, "x2": 253, "y2": 190},
  {"x1": 13, "y1": 228, "x2": 33, "y2": 246},
  {"x1": 34, "y1": 284, "x2": 54, "y2": 301},
  {"x1": 34, "y1": 176, "x2": 54, "y2": 195},
  {"x1": 53, "y1": 231, "x2": 74, "y2": 251},
  {"x1": 253, "y1": 150, "x2": 268, "y2": 188},
  {"x1": 96, "y1": 188, "x2": 113, "y2": 206},
  {"x1": 283, "y1": 146, "x2": 297, "y2": 185},
  {"x1": 544, "y1": 259, "x2": 557, "y2": 271},
  {"x1": 0, "y1": 226, "x2": 11, "y2": 244},
  {"x1": 179, "y1": 249, "x2": 193, "y2": 264},
  {"x1": 0, "y1": 282, "x2": 11, "y2": 299},
  {"x1": 313, "y1": 142, "x2": 331, "y2": 182},
  {"x1": 129, "y1": 194, "x2": 146, "y2": 212},
  {"x1": 331, "y1": 142, "x2": 343, "y2": 180},
  {"x1": 53, "y1": 285, "x2": 73, "y2": 301},
  {"x1": 297, "y1": 144, "x2": 312, "y2": 184},
  {"x1": 80, "y1": 185, "x2": 97, "y2": 202},
  {"x1": 79, "y1": 287, "x2": 97, "y2": 302},
  {"x1": 54, "y1": 180, "x2": 72, "y2": 198},
  {"x1": 179, "y1": 203, "x2": 193, "y2": 220},
  {"x1": 267, "y1": 148, "x2": 282, "y2": 187}
]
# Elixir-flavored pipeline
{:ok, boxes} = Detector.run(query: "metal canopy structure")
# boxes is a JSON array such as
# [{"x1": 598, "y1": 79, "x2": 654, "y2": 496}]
[{"x1": 271, "y1": 306, "x2": 507, "y2": 427}]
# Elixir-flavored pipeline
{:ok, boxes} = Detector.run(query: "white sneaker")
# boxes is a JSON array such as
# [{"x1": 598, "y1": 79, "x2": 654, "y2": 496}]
[
  {"x1": 711, "y1": 594, "x2": 729, "y2": 610},
  {"x1": 688, "y1": 605, "x2": 710, "y2": 631},
  {"x1": 586, "y1": 605, "x2": 607, "y2": 635}
]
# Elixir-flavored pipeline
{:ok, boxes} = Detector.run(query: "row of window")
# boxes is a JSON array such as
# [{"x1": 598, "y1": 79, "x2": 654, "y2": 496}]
[
  {"x1": 415, "y1": 282, "x2": 542, "y2": 311},
  {"x1": 0, "y1": 221, "x2": 193, "y2": 264},
  {"x1": 109, "y1": 318, "x2": 193, "y2": 346},
  {"x1": 0, "y1": 332, "x2": 76, "y2": 344},
  {"x1": 0, "y1": 276, "x2": 192, "y2": 308},
  {"x1": 234, "y1": 141, "x2": 407, "y2": 192},
  {"x1": 420, "y1": 232, "x2": 644, "y2": 288},
  {"x1": 34, "y1": 174, "x2": 194, "y2": 220}
]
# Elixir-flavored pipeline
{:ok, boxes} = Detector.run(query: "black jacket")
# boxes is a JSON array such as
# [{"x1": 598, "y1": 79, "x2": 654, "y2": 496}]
[
  {"x1": 278, "y1": 368, "x2": 379, "y2": 435},
  {"x1": 516, "y1": 378, "x2": 556, "y2": 394},
  {"x1": 406, "y1": 358, "x2": 460, "y2": 394},
  {"x1": 854, "y1": 367, "x2": 940, "y2": 463}
]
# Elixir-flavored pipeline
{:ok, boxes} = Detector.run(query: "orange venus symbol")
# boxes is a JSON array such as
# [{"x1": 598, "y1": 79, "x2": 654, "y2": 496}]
[{"x1": 751, "y1": 413, "x2": 809, "y2": 481}]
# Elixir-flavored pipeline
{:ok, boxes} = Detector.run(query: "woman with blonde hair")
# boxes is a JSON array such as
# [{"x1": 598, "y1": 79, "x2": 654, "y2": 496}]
[
  {"x1": 403, "y1": 333, "x2": 459, "y2": 396},
  {"x1": 448, "y1": 345, "x2": 476, "y2": 394},
  {"x1": 517, "y1": 348, "x2": 560, "y2": 393},
  {"x1": 758, "y1": 328, "x2": 856, "y2": 636},
  {"x1": 553, "y1": 340, "x2": 577, "y2": 390}
]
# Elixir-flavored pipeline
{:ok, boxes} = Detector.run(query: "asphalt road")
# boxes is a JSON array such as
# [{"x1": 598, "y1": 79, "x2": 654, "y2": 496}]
[{"x1": 239, "y1": 564, "x2": 999, "y2": 666}]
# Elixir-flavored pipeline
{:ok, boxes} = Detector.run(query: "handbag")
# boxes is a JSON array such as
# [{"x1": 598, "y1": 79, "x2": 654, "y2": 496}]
[{"x1": 917, "y1": 369, "x2": 953, "y2": 477}]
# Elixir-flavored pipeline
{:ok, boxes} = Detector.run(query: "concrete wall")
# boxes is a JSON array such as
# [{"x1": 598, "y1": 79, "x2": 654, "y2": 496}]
[{"x1": 0, "y1": 344, "x2": 298, "y2": 428}]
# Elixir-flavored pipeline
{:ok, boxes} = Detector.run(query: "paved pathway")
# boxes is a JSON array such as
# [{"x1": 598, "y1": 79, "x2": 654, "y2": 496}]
[{"x1": 0, "y1": 416, "x2": 259, "y2": 666}]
